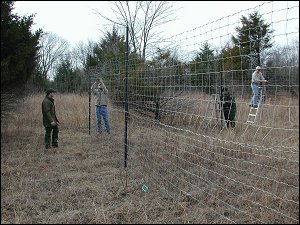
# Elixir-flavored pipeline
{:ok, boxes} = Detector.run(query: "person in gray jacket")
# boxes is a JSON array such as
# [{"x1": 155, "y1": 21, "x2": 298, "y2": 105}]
[
  {"x1": 42, "y1": 88, "x2": 59, "y2": 149},
  {"x1": 250, "y1": 66, "x2": 267, "y2": 108},
  {"x1": 91, "y1": 78, "x2": 110, "y2": 134}
]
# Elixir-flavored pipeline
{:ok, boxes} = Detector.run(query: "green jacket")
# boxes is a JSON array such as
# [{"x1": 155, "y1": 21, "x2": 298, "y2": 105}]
[{"x1": 42, "y1": 95, "x2": 59, "y2": 127}]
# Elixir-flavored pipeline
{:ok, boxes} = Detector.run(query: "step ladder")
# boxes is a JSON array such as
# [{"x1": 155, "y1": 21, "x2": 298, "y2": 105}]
[
  {"x1": 207, "y1": 94, "x2": 225, "y2": 126},
  {"x1": 247, "y1": 87, "x2": 264, "y2": 124},
  {"x1": 247, "y1": 107, "x2": 259, "y2": 124}
]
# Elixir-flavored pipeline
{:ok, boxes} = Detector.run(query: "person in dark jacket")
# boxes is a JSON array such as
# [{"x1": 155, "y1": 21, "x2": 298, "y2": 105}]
[
  {"x1": 42, "y1": 88, "x2": 59, "y2": 149},
  {"x1": 220, "y1": 87, "x2": 236, "y2": 128}
]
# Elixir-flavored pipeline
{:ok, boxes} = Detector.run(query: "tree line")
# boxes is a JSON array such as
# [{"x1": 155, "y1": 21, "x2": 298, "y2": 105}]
[{"x1": 1, "y1": 1, "x2": 298, "y2": 117}]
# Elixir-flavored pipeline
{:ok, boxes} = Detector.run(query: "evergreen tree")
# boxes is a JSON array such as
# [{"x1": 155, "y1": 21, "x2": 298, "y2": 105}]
[
  {"x1": 54, "y1": 59, "x2": 81, "y2": 93},
  {"x1": 91, "y1": 26, "x2": 126, "y2": 73},
  {"x1": 1, "y1": 1, "x2": 42, "y2": 91},
  {"x1": 231, "y1": 11, "x2": 273, "y2": 68},
  {"x1": 191, "y1": 42, "x2": 216, "y2": 93}
]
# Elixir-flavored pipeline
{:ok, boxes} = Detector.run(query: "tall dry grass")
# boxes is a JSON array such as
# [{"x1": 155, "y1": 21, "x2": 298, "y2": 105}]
[{"x1": 1, "y1": 92, "x2": 299, "y2": 223}]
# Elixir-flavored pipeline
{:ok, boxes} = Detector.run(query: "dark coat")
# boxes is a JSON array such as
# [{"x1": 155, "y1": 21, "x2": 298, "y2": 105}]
[
  {"x1": 42, "y1": 95, "x2": 59, "y2": 127},
  {"x1": 221, "y1": 93, "x2": 236, "y2": 118}
]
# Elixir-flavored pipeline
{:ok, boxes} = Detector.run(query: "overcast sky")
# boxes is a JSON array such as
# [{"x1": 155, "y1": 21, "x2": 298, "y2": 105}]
[{"x1": 13, "y1": 1, "x2": 299, "y2": 49}]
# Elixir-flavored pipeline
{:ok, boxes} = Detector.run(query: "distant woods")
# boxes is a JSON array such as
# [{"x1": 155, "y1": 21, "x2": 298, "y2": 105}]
[{"x1": 1, "y1": 1, "x2": 298, "y2": 118}]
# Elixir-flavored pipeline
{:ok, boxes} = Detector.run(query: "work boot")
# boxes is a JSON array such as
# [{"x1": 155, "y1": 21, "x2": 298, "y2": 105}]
[
  {"x1": 45, "y1": 144, "x2": 50, "y2": 149},
  {"x1": 52, "y1": 143, "x2": 58, "y2": 148}
]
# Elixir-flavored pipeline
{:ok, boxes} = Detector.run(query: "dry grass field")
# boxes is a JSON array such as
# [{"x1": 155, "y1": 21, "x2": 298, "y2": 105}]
[{"x1": 1, "y1": 92, "x2": 299, "y2": 224}]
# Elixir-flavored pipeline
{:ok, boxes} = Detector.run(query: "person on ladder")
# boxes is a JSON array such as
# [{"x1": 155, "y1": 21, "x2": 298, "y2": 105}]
[
  {"x1": 221, "y1": 87, "x2": 236, "y2": 128},
  {"x1": 250, "y1": 66, "x2": 268, "y2": 108}
]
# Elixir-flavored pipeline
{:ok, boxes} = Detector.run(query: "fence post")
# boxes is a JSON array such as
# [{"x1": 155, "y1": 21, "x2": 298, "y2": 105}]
[
  {"x1": 124, "y1": 25, "x2": 129, "y2": 168},
  {"x1": 89, "y1": 54, "x2": 91, "y2": 135}
]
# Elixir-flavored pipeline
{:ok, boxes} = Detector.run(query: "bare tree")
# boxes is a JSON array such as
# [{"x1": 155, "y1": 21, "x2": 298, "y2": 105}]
[
  {"x1": 70, "y1": 40, "x2": 96, "y2": 70},
  {"x1": 265, "y1": 39, "x2": 299, "y2": 95},
  {"x1": 37, "y1": 32, "x2": 69, "y2": 81},
  {"x1": 95, "y1": 1, "x2": 177, "y2": 60}
]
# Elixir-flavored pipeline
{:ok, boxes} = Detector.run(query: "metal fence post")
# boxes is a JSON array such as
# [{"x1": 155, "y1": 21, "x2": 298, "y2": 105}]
[
  {"x1": 124, "y1": 25, "x2": 129, "y2": 168},
  {"x1": 89, "y1": 54, "x2": 91, "y2": 135}
]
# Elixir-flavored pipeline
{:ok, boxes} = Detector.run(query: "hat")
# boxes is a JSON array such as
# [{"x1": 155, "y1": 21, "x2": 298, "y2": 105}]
[
  {"x1": 256, "y1": 66, "x2": 262, "y2": 70},
  {"x1": 45, "y1": 88, "x2": 57, "y2": 94}
]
